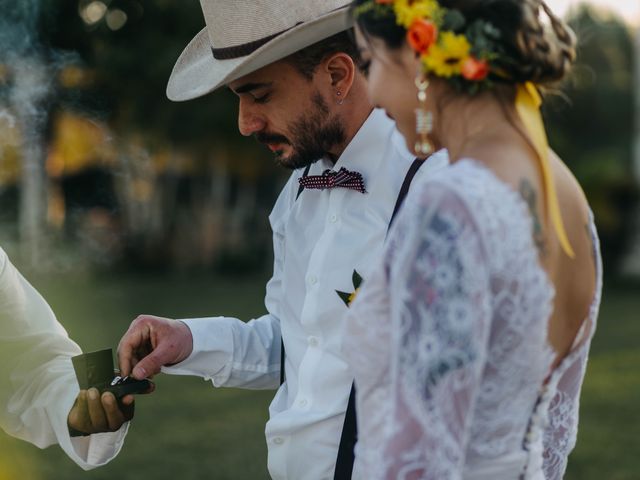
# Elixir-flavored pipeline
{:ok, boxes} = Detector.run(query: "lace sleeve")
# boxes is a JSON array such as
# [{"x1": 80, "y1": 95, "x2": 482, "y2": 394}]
[
  {"x1": 542, "y1": 350, "x2": 587, "y2": 479},
  {"x1": 383, "y1": 185, "x2": 493, "y2": 480}
]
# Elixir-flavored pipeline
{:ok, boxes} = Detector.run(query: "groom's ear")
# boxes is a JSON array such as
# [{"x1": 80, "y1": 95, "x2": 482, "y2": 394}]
[{"x1": 324, "y1": 52, "x2": 356, "y2": 98}]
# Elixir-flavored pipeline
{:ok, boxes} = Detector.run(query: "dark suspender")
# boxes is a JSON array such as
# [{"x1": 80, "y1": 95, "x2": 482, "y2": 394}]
[
  {"x1": 333, "y1": 157, "x2": 425, "y2": 480},
  {"x1": 278, "y1": 158, "x2": 426, "y2": 479},
  {"x1": 389, "y1": 158, "x2": 426, "y2": 230}
]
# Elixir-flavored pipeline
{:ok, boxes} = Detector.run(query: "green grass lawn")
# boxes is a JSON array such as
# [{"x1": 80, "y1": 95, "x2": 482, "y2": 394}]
[
  {"x1": 563, "y1": 281, "x2": 640, "y2": 480},
  {"x1": 0, "y1": 270, "x2": 638, "y2": 479}
]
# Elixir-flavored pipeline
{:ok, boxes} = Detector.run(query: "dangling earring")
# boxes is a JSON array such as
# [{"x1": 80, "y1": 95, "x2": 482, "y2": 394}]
[
  {"x1": 337, "y1": 90, "x2": 344, "y2": 105},
  {"x1": 414, "y1": 74, "x2": 433, "y2": 156}
]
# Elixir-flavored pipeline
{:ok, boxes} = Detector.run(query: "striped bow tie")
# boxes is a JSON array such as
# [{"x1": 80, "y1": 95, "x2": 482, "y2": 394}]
[{"x1": 298, "y1": 167, "x2": 366, "y2": 194}]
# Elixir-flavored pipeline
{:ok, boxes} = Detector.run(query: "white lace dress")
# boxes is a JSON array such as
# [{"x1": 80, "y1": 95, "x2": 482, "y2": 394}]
[{"x1": 344, "y1": 160, "x2": 602, "y2": 480}]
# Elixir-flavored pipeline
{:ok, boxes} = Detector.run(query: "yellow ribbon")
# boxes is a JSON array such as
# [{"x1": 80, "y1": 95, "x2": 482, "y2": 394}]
[{"x1": 515, "y1": 82, "x2": 575, "y2": 258}]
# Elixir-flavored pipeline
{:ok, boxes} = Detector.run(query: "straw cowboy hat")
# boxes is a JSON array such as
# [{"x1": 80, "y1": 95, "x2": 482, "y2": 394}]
[{"x1": 167, "y1": 0, "x2": 353, "y2": 102}]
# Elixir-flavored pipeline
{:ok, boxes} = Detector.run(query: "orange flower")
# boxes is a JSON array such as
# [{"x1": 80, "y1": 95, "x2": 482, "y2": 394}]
[
  {"x1": 406, "y1": 19, "x2": 438, "y2": 54},
  {"x1": 461, "y1": 56, "x2": 490, "y2": 81}
]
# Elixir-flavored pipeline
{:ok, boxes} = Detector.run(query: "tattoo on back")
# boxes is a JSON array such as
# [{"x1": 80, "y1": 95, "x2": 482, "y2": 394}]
[{"x1": 519, "y1": 179, "x2": 547, "y2": 256}]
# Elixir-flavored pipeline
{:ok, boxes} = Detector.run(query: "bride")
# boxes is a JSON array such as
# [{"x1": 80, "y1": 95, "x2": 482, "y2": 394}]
[{"x1": 344, "y1": 0, "x2": 601, "y2": 478}]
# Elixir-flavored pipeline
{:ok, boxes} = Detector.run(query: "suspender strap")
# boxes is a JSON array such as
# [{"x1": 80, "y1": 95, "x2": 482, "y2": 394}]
[
  {"x1": 333, "y1": 157, "x2": 425, "y2": 479},
  {"x1": 333, "y1": 384, "x2": 358, "y2": 479},
  {"x1": 280, "y1": 164, "x2": 313, "y2": 386},
  {"x1": 389, "y1": 157, "x2": 425, "y2": 230},
  {"x1": 280, "y1": 340, "x2": 286, "y2": 385}
]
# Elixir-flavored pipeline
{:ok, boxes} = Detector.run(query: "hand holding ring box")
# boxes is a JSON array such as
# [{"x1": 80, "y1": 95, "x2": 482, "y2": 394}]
[{"x1": 72, "y1": 348, "x2": 151, "y2": 398}]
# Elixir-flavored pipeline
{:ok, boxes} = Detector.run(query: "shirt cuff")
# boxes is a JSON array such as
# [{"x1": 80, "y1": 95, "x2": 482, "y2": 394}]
[
  {"x1": 49, "y1": 381, "x2": 129, "y2": 470},
  {"x1": 161, "y1": 317, "x2": 234, "y2": 386}
]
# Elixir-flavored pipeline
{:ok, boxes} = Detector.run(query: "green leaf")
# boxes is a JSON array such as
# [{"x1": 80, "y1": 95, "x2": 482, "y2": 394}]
[
  {"x1": 336, "y1": 290, "x2": 352, "y2": 307},
  {"x1": 352, "y1": 270, "x2": 363, "y2": 289},
  {"x1": 442, "y1": 9, "x2": 465, "y2": 32}
]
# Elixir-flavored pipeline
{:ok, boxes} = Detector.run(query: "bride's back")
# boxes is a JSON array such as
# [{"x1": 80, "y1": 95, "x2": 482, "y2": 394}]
[
  {"x1": 477, "y1": 142, "x2": 599, "y2": 367},
  {"x1": 344, "y1": 158, "x2": 603, "y2": 479},
  {"x1": 428, "y1": 159, "x2": 601, "y2": 477},
  {"x1": 544, "y1": 150, "x2": 598, "y2": 364}
]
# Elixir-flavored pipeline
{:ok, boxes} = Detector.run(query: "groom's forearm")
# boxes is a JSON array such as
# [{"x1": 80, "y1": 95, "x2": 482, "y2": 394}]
[{"x1": 162, "y1": 314, "x2": 281, "y2": 389}]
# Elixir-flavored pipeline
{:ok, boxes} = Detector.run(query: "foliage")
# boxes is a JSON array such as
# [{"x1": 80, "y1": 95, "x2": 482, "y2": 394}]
[
  {"x1": 39, "y1": 0, "x2": 241, "y2": 150},
  {"x1": 0, "y1": 0, "x2": 285, "y2": 271},
  {"x1": 544, "y1": 6, "x2": 638, "y2": 272},
  {"x1": 1, "y1": 1, "x2": 638, "y2": 273}
]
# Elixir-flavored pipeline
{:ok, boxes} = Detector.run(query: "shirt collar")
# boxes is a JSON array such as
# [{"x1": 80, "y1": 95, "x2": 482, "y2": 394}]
[{"x1": 316, "y1": 108, "x2": 396, "y2": 181}]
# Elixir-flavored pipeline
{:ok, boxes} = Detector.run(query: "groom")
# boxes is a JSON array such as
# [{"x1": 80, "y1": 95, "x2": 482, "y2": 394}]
[{"x1": 117, "y1": 1, "x2": 447, "y2": 479}]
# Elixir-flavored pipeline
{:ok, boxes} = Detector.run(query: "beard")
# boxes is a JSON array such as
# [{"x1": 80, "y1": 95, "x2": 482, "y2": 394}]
[{"x1": 254, "y1": 92, "x2": 346, "y2": 170}]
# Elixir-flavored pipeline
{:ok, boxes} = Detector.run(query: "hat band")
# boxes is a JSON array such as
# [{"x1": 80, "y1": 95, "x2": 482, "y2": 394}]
[{"x1": 211, "y1": 27, "x2": 294, "y2": 60}]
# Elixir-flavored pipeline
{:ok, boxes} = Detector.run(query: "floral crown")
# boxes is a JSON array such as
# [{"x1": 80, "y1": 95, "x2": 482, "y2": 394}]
[
  {"x1": 354, "y1": 0, "x2": 577, "y2": 258},
  {"x1": 354, "y1": 0, "x2": 504, "y2": 92}
]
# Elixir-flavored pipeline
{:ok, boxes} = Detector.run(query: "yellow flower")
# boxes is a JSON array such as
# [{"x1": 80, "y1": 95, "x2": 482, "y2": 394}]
[
  {"x1": 348, "y1": 288, "x2": 360, "y2": 305},
  {"x1": 393, "y1": 0, "x2": 440, "y2": 29},
  {"x1": 423, "y1": 31, "x2": 471, "y2": 78}
]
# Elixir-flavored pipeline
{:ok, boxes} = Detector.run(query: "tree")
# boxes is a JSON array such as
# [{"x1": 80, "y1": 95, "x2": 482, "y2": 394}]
[
  {"x1": 0, "y1": 0, "x2": 55, "y2": 266},
  {"x1": 1, "y1": 0, "x2": 281, "y2": 270},
  {"x1": 544, "y1": 5, "x2": 638, "y2": 273}
]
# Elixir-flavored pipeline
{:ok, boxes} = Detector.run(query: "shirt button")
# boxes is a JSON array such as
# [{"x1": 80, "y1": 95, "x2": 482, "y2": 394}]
[
  {"x1": 330, "y1": 214, "x2": 338, "y2": 223},
  {"x1": 273, "y1": 437, "x2": 284, "y2": 445},
  {"x1": 309, "y1": 275, "x2": 318, "y2": 285},
  {"x1": 298, "y1": 398, "x2": 308, "y2": 407},
  {"x1": 308, "y1": 336, "x2": 319, "y2": 347}
]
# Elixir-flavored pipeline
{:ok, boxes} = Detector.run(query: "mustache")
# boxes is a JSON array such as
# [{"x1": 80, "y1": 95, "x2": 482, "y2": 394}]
[{"x1": 254, "y1": 132, "x2": 290, "y2": 146}]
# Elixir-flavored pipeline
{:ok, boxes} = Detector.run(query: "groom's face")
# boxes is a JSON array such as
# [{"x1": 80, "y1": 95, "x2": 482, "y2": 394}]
[{"x1": 228, "y1": 60, "x2": 346, "y2": 170}]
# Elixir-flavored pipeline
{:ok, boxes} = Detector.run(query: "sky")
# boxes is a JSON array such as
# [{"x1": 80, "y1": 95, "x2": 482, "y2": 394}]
[{"x1": 548, "y1": 0, "x2": 640, "y2": 25}]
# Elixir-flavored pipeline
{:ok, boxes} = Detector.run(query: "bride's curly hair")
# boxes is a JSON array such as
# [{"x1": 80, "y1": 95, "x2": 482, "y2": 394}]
[{"x1": 351, "y1": 0, "x2": 577, "y2": 86}]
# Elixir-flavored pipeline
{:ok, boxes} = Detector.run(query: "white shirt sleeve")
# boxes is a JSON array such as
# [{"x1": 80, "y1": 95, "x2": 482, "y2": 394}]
[
  {"x1": 162, "y1": 172, "x2": 299, "y2": 390},
  {"x1": 0, "y1": 248, "x2": 128, "y2": 470}
]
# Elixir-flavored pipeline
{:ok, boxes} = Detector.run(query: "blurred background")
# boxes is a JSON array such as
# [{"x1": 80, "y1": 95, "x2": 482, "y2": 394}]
[{"x1": 0, "y1": 0, "x2": 638, "y2": 479}]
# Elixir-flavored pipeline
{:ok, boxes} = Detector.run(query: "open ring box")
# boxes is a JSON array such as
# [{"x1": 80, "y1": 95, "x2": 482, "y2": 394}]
[{"x1": 71, "y1": 348, "x2": 151, "y2": 398}]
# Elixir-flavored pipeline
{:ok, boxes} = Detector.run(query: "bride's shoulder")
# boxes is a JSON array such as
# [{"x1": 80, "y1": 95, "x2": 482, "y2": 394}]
[
  {"x1": 401, "y1": 160, "x2": 530, "y2": 258},
  {"x1": 411, "y1": 158, "x2": 511, "y2": 212}
]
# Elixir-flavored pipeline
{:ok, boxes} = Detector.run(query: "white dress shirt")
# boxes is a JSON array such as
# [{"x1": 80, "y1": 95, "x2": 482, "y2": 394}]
[
  {"x1": 0, "y1": 247, "x2": 128, "y2": 470},
  {"x1": 164, "y1": 109, "x2": 448, "y2": 479}
]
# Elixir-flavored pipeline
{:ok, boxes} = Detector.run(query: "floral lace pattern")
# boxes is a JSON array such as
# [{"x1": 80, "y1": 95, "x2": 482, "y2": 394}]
[{"x1": 344, "y1": 160, "x2": 602, "y2": 480}]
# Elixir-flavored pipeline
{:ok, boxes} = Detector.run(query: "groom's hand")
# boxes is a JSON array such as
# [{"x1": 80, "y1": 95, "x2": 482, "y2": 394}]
[{"x1": 117, "y1": 315, "x2": 193, "y2": 380}]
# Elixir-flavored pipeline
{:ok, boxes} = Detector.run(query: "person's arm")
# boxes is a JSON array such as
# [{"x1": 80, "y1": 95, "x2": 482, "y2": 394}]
[
  {"x1": 0, "y1": 248, "x2": 129, "y2": 470},
  {"x1": 118, "y1": 172, "x2": 299, "y2": 390},
  {"x1": 355, "y1": 184, "x2": 492, "y2": 479},
  {"x1": 119, "y1": 311, "x2": 282, "y2": 390},
  {"x1": 541, "y1": 353, "x2": 587, "y2": 480}
]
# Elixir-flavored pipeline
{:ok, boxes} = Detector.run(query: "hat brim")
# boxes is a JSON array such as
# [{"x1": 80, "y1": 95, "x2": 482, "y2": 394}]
[{"x1": 167, "y1": 7, "x2": 353, "y2": 102}]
